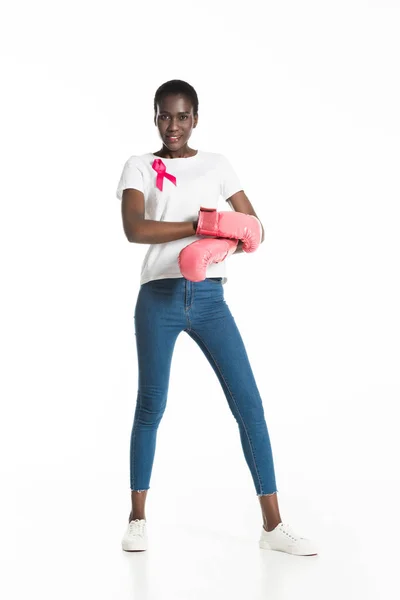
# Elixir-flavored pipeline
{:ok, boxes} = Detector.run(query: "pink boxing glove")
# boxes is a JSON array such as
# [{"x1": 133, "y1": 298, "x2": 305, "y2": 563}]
[
  {"x1": 178, "y1": 237, "x2": 238, "y2": 282},
  {"x1": 196, "y1": 207, "x2": 262, "y2": 253}
]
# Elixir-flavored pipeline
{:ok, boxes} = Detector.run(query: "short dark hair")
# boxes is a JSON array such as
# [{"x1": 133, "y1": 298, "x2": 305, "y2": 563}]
[{"x1": 154, "y1": 80, "x2": 199, "y2": 117}]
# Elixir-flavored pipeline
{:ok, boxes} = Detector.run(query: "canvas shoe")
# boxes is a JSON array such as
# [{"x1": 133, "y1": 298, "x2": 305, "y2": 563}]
[
  {"x1": 259, "y1": 522, "x2": 318, "y2": 556},
  {"x1": 121, "y1": 518, "x2": 148, "y2": 552}
]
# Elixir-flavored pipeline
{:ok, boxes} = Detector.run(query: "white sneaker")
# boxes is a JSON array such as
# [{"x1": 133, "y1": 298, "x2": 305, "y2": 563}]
[
  {"x1": 259, "y1": 522, "x2": 318, "y2": 556},
  {"x1": 121, "y1": 519, "x2": 148, "y2": 552}
]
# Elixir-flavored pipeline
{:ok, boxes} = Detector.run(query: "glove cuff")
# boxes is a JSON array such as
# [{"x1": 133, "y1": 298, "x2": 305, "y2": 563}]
[{"x1": 196, "y1": 207, "x2": 219, "y2": 236}]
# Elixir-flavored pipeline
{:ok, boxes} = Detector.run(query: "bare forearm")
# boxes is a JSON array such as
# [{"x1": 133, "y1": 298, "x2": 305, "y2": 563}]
[{"x1": 128, "y1": 219, "x2": 196, "y2": 244}]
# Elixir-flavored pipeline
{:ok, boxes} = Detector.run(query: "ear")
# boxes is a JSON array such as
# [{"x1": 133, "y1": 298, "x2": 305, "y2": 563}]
[{"x1": 193, "y1": 114, "x2": 198, "y2": 128}]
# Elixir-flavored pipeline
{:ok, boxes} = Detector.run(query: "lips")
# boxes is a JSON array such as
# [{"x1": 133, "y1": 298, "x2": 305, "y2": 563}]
[{"x1": 166, "y1": 136, "x2": 181, "y2": 142}]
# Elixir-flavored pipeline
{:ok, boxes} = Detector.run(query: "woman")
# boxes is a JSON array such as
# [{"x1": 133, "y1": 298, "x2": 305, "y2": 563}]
[{"x1": 116, "y1": 79, "x2": 318, "y2": 556}]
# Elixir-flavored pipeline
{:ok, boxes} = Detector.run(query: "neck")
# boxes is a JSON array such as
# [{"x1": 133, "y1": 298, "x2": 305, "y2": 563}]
[{"x1": 156, "y1": 144, "x2": 196, "y2": 159}]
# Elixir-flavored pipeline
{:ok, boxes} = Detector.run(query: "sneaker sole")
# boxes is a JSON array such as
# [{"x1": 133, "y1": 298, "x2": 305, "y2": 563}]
[
  {"x1": 259, "y1": 540, "x2": 318, "y2": 556},
  {"x1": 122, "y1": 543, "x2": 147, "y2": 552}
]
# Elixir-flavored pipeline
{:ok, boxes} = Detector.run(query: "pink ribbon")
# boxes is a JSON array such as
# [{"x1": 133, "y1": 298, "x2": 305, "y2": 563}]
[{"x1": 152, "y1": 159, "x2": 177, "y2": 191}]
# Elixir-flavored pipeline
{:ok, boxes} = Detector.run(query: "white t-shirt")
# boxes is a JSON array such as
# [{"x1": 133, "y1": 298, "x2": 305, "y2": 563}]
[{"x1": 115, "y1": 150, "x2": 243, "y2": 285}]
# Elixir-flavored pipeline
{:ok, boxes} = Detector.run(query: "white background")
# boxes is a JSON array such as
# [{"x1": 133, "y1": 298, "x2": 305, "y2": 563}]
[{"x1": 1, "y1": 1, "x2": 399, "y2": 598}]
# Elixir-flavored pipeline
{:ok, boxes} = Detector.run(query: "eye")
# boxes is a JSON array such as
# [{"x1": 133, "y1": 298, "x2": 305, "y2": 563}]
[
  {"x1": 159, "y1": 115, "x2": 170, "y2": 120},
  {"x1": 180, "y1": 115, "x2": 188, "y2": 120}
]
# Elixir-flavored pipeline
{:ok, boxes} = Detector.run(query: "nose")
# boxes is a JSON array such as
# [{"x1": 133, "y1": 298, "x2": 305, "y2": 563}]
[{"x1": 166, "y1": 117, "x2": 180, "y2": 132}]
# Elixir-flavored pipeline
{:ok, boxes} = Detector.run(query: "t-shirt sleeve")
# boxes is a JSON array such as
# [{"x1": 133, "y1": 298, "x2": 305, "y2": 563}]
[
  {"x1": 219, "y1": 154, "x2": 243, "y2": 201},
  {"x1": 116, "y1": 156, "x2": 145, "y2": 200}
]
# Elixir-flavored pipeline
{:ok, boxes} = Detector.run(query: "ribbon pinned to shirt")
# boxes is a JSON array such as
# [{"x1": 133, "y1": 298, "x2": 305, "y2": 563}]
[{"x1": 152, "y1": 159, "x2": 177, "y2": 191}]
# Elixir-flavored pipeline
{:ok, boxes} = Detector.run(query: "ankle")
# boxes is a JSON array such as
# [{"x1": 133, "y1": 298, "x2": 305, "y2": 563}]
[
  {"x1": 129, "y1": 513, "x2": 146, "y2": 523},
  {"x1": 263, "y1": 521, "x2": 281, "y2": 532}
]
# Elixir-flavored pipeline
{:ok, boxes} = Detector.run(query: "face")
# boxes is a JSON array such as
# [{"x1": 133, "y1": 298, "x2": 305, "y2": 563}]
[{"x1": 154, "y1": 94, "x2": 198, "y2": 151}]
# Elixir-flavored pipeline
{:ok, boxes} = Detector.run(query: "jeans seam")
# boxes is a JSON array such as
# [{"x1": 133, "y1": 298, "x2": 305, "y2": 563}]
[
  {"x1": 130, "y1": 391, "x2": 141, "y2": 490},
  {"x1": 188, "y1": 329, "x2": 264, "y2": 494},
  {"x1": 186, "y1": 283, "x2": 194, "y2": 312}
]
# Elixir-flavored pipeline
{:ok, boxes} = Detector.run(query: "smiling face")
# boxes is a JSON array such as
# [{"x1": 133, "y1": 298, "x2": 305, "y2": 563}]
[{"x1": 154, "y1": 94, "x2": 198, "y2": 154}]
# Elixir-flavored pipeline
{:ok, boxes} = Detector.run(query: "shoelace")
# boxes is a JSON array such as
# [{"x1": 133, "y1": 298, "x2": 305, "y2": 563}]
[
  {"x1": 128, "y1": 519, "x2": 146, "y2": 536},
  {"x1": 277, "y1": 523, "x2": 304, "y2": 541}
]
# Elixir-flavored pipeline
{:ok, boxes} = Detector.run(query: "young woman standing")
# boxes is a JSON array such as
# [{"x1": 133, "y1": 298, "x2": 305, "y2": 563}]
[{"x1": 116, "y1": 80, "x2": 318, "y2": 556}]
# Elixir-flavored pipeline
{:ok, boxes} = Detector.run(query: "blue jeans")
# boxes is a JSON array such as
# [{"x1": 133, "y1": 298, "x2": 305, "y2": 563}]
[{"x1": 130, "y1": 277, "x2": 278, "y2": 496}]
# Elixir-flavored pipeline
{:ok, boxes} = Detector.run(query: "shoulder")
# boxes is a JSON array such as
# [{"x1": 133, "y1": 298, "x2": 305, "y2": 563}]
[
  {"x1": 123, "y1": 154, "x2": 149, "y2": 168},
  {"x1": 201, "y1": 150, "x2": 226, "y2": 160},
  {"x1": 121, "y1": 154, "x2": 159, "y2": 177},
  {"x1": 200, "y1": 151, "x2": 234, "y2": 168}
]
